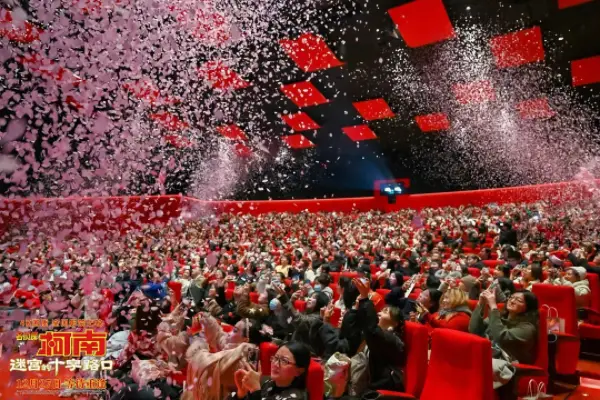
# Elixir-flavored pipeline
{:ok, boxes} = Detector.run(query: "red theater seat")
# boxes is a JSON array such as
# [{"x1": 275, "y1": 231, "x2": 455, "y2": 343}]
[
  {"x1": 483, "y1": 260, "x2": 503, "y2": 268},
  {"x1": 294, "y1": 299, "x2": 307, "y2": 312},
  {"x1": 532, "y1": 284, "x2": 579, "y2": 375},
  {"x1": 377, "y1": 322, "x2": 429, "y2": 399},
  {"x1": 329, "y1": 307, "x2": 342, "y2": 327},
  {"x1": 250, "y1": 291, "x2": 259, "y2": 304},
  {"x1": 330, "y1": 272, "x2": 340, "y2": 284},
  {"x1": 420, "y1": 329, "x2": 494, "y2": 400}
]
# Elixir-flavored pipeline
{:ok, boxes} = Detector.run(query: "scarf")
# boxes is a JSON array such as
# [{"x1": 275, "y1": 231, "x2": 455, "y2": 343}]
[{"x1": 437, "y1": 305, "x2": 472, "y2": 318}]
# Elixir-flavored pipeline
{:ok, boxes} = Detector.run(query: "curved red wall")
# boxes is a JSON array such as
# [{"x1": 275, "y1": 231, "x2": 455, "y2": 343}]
[{"x1": 1, "y1": 180, "x2": 597, "y2": 235}]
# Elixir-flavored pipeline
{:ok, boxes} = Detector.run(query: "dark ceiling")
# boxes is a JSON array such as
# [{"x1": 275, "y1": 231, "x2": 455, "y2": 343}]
[
  {"x1": 1, "y1": 0, "x2": 600, "y2": 201},
  {"x1": 214, "y1": 0, "x2": 600, "y2": 200}
]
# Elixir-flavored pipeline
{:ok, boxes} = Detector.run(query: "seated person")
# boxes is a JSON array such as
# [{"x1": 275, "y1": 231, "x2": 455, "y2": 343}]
[
  {"x1": 469, "y1": 290, "x2": 539, "y2": 395},
  {"x1": 429, "y1": 288, "x2": 471, "y2": 332},
  {"x1": 229, "y1": 342, "x2": 310, "y2": 400},
  {"x1": 545, "y1": 266, "x2": 591, "y2": 308},
  {"x1": 353, "y1": 278, "x2": 406, "y2": 393}
]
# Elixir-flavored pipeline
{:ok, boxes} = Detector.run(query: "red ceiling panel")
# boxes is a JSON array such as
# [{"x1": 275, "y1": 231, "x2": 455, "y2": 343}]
[
  {"x1": 149, "y1": 112, "x2": 189, "y2": 131},
  {"x1": 415, "y1": 113, "x2": 450, "y2": 132},
  {"x1": 164, "y1": 135, "x2": 195, "y2": 148},
  {"x1": 353, "y1": 99, "x2": 395, "y2": 121},
  {"x1": 17, "y1": 53, "x2": 83, "y2": 86},
  {"x1": 217, "y1": 124, "x2": 248, "y2": 141},
  {"x1": 388, "y1": 0, "x2": 456, "y2": 48},
  {"x1": 571, "y1": 55, "x2": 600, "y2": 87},
  {"x1": 490, "y1": 26, "x2": 545, "y2": 68},
  {"x1": 280, "y1": 81, "x2": 329, "y2": 108},
  {"x1": 234, "y1": 143, "x2": 253, "y2": 158},
  {"x1": 342, "y1": 125, "x2": 378, "y2": 142},
  {"x1": 123, "y1": 80, "x2": 180, "y2": 106},
  {"x1": 0, "y1": 9, "x2": 43, "y2": 43},
  {"x1": 197, "y1": 61, "x2": 250, "y2": 90},
  {"x1": 516, "y1": 98, "x2": 555, "y2": 120},
  {"x1": 558, "y1": 0, "x2": 593, "y2": 9},
  {"x1": 453, "y1": 80, "x2": 496, "y2": 105},
  {"x1": 280, "y1": 33, "x2": 343, "y2": 72},
  {"x1": 282, "y1": 112, "x2": 320, "y2": 131},
  {"x1": 283, "y1": 134, "x2": 315, "y2": 149}
]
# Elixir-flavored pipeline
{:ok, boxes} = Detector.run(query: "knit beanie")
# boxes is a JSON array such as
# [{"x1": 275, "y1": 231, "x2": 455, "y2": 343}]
[{"x1": 569, "y1": 266, "x2": 587, "y2": 280}]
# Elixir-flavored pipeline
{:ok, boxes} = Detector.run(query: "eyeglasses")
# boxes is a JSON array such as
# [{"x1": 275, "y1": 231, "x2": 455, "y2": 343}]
[
  {"x1": 271, "y1": 355, "x2": 295, "y2": 367},
  {"x1": 508, "y1": 295, "x2": 525, "y2": 304}
]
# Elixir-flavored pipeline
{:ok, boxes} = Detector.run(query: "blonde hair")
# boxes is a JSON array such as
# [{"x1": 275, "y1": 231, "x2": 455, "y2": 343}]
[{"x1": 443, "y1": 288, "x2": 468, "y2": 309}]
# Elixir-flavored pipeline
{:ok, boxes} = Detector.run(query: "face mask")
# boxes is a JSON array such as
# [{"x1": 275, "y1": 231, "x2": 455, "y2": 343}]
[
  {"x1": 53, "y1": 269, "x2": 62, "y2": 277},
  {"x1": 313, "y1": 284, "x2": 322, "y2": 292},
  {"x1": 269, "y1": 298, "x2": 280, "y2": 311}
]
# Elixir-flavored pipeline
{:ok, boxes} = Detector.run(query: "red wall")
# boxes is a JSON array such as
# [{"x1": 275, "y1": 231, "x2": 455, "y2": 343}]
[
  {"x1": 1, "y1": 180, "x2": 597, "y2": 234},
  {"x1": 0, "y1": 195, "x2": 182, "y2": 237},
  {"x1": 379, "y1": 180, "x2": 599, "y2": 212},
  {"x1": 181, "y1": 196, "x2": 377, "y2": 217}
]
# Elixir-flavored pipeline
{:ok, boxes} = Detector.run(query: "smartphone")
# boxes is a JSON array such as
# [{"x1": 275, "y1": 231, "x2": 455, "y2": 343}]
[{"x1": 247, "y1": 348, "x2": 260, "y2": 371}]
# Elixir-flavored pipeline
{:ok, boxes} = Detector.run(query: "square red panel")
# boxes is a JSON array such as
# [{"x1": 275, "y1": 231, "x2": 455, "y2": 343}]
[
  {"x1": 415, "y1": 113, "x2": 450, "y2": 132},
  {"x1": 233, "y1": 143, "x2": 253, "y2": 158},
  {"x1": 453, "y1": 80, "x2": 496, "y2": 105},
  {"x1": 197, "y1": 61, "x2": 250, "y2": 90},
  {"x1": 388, "y1": 0, "x2": 456, "y2": 48},
  {"x1": 490, "y1": 26, "x2": 545, "y2": 68},
  {"x1": 342, "y1": 125, "x2": 378, "y2": 142},
  {"x1": 164, "y1": 135, "x2": 195, "y2": 148},
  {"x1": 149, "y1": 112, "x2": 189, "y2": 131},
  {"x1": 281, "y1": 112, "x2": 320, "y2": 132},
  {"x1": 280, "y1": 33, "x2": 343, "y2": 72},
  {"x1": 558, "y1": 0, "x2": 593, "y2": 9},
  {"x1": 280, "y1": 81, "x2": 329, "y2": 108},
  {"x1": 571, "y1": 55, "x2": 600, "y2": 87},
  {"x1": 283, "y1": 134, "x2": 315, "y2": 149},
  {"x1": 516, "y1": 98, "x2": 555, "y2": 120},
  {"x1": 217, "y1": 124, "x2": 248, "y2": 141},
  {"x1": 353, "y1": 99, "x2": 395, "y2": 121}
]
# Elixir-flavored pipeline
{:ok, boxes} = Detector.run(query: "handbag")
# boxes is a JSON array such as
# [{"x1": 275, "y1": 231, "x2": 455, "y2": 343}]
[
  {"x1": 324, "y1": 352, "x2": 351, "y2": 398},
  {"x1": 348, "y1": 342, "x2": 370, "y2": 397},
  {"x1": 543, "y1": 305, "x2": 565, "y2": 334},
  {"x1": 518, "y1": 380, "x2": 553, "y2": 399}
]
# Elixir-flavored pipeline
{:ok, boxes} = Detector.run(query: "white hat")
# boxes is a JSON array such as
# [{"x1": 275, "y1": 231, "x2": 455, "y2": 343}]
[{"x1": 569, "y1": 266, "x2": 587, "y2": 280}]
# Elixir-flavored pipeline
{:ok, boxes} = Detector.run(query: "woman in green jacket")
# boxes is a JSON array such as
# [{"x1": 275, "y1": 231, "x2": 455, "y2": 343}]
[{"x1": 469, "y1": 289, "x2": 539, "y2": 398}]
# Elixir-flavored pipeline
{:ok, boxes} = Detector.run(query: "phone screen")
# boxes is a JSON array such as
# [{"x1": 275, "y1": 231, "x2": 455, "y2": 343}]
[{"x1": 247, "y1": 348, "x2": 260, "y2": 371}]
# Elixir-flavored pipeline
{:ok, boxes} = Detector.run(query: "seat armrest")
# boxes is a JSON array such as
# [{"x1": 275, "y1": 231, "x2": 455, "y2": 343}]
[{"x1": 376, "y1": 390, "x2": 416, "y2": 399}]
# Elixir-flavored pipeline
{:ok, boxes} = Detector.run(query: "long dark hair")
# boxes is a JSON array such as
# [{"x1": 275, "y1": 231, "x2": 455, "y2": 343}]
[
  {"x1": 281, "y1": 341, "x2": 310, "y2": 389},
  {"x1": 428, "y1": 289, "x2": 443, "y2": 314},
  {"x1": 502, "y1": 290, "x2": 540, "y2": 326}
]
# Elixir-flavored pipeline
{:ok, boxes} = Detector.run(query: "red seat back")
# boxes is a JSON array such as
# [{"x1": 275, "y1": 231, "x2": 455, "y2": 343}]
[
  {"x1": 376, "y1": 289, "x2": 391, "y2": 298},
  {"x1": 330, "y1": 307, "x2": 342, "y2": 327},
  {"x1": 249, "y1": 291, "x2": 259, "y2": 304},
  {"x1": 420, "y1": 329, "x2": 494, "y2": 400},
  {"x1": 532, "y1": 284, "x2": 578, "y2": 335},
  {"x1": 468, "y1": 268, "x2": 481, "y2": 278},
  {"x1": 329, "y1": 284, "x2": 340, "y2": 301},
  {"x1": 329, "y1": 272, "x2": 340, "y2": 284},
  {"x1": 587, "y1": 273, "x2": 600, "y2": 313},
  {"x1": 403, "y1": 322, "x2": 429, "y2": 397},
  {"x1": 294, "y1": 299, "x2": 307, "y2": 312},
  {"x1": 341, "y1": 272, "x2": 359, "y2": 280},
  {"x1": 483, "y1": 260, "x2": 503, "y2": 267}
]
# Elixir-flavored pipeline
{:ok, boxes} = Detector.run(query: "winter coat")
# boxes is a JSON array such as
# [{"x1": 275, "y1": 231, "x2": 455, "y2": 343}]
[
  {"x1": 356, "y1": 298, "x2": 405, "y2": 392},
  {"x1": 469, "y1": 303, "x2": 537, "y2": 365}
]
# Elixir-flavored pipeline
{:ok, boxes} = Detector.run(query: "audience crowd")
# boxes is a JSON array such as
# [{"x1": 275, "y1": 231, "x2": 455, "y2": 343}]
[{"x1": 1, "y1": 199, "x2": 599, "y2": 400}]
